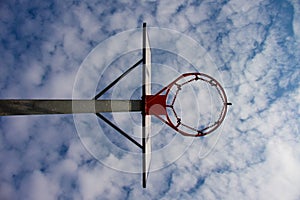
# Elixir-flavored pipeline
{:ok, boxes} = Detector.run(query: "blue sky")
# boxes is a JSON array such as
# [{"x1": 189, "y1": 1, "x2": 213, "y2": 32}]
[{"x1": 0, "y1": 0, "x2": 299, "y2": 199}]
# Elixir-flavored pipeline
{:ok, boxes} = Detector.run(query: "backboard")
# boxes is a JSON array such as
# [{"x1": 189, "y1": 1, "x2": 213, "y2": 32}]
[{"x1": 142, "y1": 22, "x2": 151, "y2": 188}]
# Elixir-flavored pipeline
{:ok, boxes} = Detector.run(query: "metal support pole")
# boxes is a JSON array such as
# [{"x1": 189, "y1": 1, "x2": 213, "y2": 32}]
[{"x1": 0, "y1": 100, "x2": 142, "y2": 116}]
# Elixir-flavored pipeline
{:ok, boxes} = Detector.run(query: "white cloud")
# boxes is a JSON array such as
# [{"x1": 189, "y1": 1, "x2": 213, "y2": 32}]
[
  {"x1": 291, "y1": 0, "x2": 300, "y2": 41},
  {"x1": 156, "y1": 1, "x2": 185, "y2": 24},
  {"x1": 20, "y1": 170, "x2": 59, "y2": 200},
  {"x1": 0, "y1": 0, "x2": 299, "y2": 199}
]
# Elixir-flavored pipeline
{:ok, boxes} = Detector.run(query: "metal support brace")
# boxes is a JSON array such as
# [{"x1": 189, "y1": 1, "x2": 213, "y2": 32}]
[
  {"x1": 96, "y1": 113, "x2": 142, "y2": 149},
  {"x1": 93, "y1": 59, "x2": 143, "y2": 100}
]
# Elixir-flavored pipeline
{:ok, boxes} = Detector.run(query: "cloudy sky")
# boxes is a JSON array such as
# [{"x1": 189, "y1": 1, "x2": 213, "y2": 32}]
[{"x1": 0, "y1": 0, "x2": 299, "y2": 199}]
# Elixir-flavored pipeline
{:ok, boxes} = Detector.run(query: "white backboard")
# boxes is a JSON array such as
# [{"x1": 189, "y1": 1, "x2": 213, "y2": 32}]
[{"x1": 142, "y1": 22, "x2": 152, "y2": 188}]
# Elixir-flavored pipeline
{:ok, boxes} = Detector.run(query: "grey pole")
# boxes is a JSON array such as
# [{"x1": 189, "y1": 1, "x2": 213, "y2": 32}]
[{"x1": 0, "y1": 100, "x2": 142, "y2": 116}]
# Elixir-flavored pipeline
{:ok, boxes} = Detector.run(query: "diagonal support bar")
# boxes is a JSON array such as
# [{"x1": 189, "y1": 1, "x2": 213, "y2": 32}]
[
  {"x1": 0, "y1": 100, "x2": 142, "y2": 116},
  {"x1": 96, "y1": 113, "x2": 143, "y2": 149},
  {"x1": 93, "y1": 59, "x2": 143, "y2": 100}
]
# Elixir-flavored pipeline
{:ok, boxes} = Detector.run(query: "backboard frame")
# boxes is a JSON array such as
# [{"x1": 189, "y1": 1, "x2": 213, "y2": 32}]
[{"x1": 142, "y1": 22, "x2": 152, "y2": 188}]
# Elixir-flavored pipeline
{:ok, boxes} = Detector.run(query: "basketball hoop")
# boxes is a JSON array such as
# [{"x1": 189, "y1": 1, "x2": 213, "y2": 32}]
[
  {"x1": 0, "y1": 22, "x2": 232, "y2": 188},
  {"x1": 146, "y1": 72, "x2": 231, "y2": 137}
]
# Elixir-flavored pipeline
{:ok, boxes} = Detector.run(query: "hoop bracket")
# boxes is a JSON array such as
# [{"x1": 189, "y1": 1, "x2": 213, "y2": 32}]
[{"x1": 145, "y1": 95, "x2": 167, "y2": 115}]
